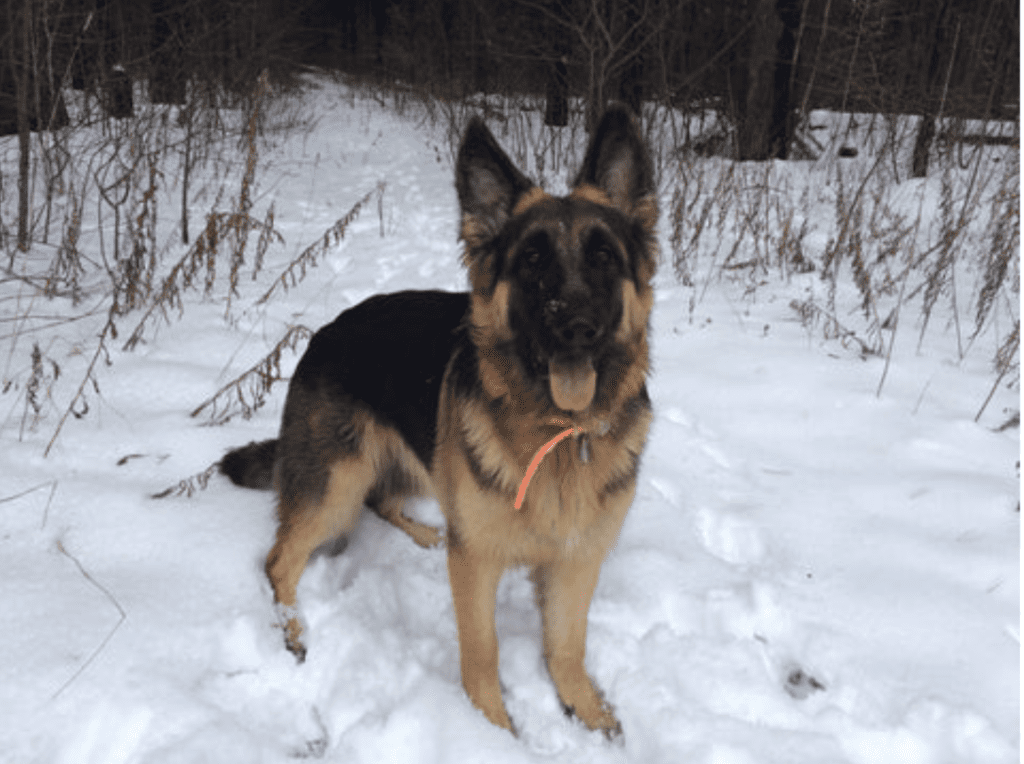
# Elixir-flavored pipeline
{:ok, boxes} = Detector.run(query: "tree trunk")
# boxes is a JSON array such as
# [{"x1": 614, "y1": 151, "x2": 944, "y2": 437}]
[
  {"x1": 770, "y1": 0, "x2": 803, "y2": 159},
  {"x1": 617, "y1": 0, "x2": 644, "y2": 116},
  {"x1": 17, "y1": 0, "x2": 32, "y2": 251},
  {"x1": 545, "y1": 55, "x2": 569, "y2": 126},
  {"x1": 911, "y1": 114, "x2": 936, "y2": 178},
  {"x1": 150, "y1": 0, "x2": 186, "y2": 105},
  {"x1": 736, "y1": 0, "x2": 783, "y2": 160},
  {"x1": 468, "y1": 0, "x2": 488, "y2": 93},
  {"x1": 586, "y1": 73, "x2": 603, "y2": 136},
  {"x1": 105, "y1": 67, "x2": 133, "y2": 118},
  {"x1": 618, "y1": 54, "x2": 644, "y2": 116},
  {"x1": 543, "y1": 0, "x2": 568, "y2": 126},
  {"x1": 908, "y1": 0, "x2": 953, "y2": 178}
]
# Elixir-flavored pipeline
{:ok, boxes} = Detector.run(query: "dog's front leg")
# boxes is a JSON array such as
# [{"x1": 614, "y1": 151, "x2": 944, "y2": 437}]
[
  {"x1": 536, "y1": 554, "x2": 622, "y2": 738},
  {"x1": 447, "y1": 541, "x2": 513, "y2": 732}
]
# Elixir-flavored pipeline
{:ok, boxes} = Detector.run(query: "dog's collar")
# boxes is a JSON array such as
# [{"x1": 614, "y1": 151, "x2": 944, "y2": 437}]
[
  {"x1": 545, "y1": 414, "x2": 611, "y2": 436},
  {"x1": 513, "y1": 415, "x2": 609, "y2": 510}
]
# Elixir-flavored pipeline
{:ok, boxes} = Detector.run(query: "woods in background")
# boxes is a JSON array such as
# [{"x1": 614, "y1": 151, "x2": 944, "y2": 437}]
[
  {"x1": 2, "y1": 0, "x2": 1017, "y2": 135},
  {"x1": 0, "y1": 0, "x2": 1018, "y2": 250},
  {"x1": 321, "y1": 0, "x2": 1017, "y2": 154}
]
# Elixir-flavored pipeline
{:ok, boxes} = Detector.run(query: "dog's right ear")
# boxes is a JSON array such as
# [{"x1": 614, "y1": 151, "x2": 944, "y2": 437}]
[{"x1": 456, "y1": 118, "x2": 536, "y2": 251}]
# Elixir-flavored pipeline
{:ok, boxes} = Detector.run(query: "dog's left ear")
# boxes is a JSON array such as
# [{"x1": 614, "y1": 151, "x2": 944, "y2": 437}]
[
  {"x1": 573, "y1": 105, "x2": 657, "y2": 235},
  {"x1": 456, "y1": 118, "x2": 536, "y2": 250}
]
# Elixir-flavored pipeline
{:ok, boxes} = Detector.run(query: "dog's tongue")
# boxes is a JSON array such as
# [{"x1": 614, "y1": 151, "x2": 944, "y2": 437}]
[{"x1": 548, "y1": 358, "x2": 596, "y2": 412}]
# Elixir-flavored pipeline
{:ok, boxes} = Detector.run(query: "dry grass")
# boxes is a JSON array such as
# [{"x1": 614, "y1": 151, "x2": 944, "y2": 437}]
[
  {"x1": 1, "y1": 72, "x2": 327, "y2": 454},
  {"x1": 668, "y1": 113, "x2": 1019, "y2": 409}
]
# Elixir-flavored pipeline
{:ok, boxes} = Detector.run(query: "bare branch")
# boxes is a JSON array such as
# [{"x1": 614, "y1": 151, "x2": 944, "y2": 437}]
[{"x1": 50, "y1": 541, "x2": 127, "y2": 700}]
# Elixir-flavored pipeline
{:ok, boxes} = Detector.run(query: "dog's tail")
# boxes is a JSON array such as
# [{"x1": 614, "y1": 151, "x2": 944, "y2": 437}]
[{"x1": 219, "y1": 439, "x2": 278, "y2": 490}]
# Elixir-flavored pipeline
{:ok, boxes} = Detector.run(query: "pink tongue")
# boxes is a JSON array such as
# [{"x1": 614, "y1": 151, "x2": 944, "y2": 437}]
[{"x1": 548, "y1": 358, "x2": 596, "y2": 411}]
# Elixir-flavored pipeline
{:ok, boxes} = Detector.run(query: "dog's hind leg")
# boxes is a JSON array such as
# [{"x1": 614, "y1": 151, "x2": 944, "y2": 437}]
[
  {"x1": 265, "y1": 456, "x2": 376, "y2": 661},
  {"x1": 371, "y1": 495, "x2": 443, "y2": 549},
  {"x1": 363, "y1": 452, "x2": 443, "y2": 549}
]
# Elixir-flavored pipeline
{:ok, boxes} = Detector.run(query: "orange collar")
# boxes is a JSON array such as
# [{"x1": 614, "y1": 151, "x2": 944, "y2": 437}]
[
  {"x1": 513, "y1": 415, "x2": 610, "y2": 510},
  {"x1": 513, "y1": 424, "x2": 578, "y2": 510}
]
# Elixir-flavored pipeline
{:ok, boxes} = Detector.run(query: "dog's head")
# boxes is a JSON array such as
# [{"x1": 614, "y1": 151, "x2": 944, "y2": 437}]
[{"x1": 456, "y1": 107, "x2": 657, "y2": 415}]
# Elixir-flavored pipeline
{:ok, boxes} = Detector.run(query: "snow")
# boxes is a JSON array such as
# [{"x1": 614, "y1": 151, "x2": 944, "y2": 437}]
[{"x1": 0, "y1": 82, "x2": 1017, "y2": 763}]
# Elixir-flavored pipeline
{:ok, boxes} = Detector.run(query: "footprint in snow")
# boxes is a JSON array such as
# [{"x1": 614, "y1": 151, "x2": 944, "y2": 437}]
[{"x1": 696, "y1": 507, "x2": 766, "y2": 566}]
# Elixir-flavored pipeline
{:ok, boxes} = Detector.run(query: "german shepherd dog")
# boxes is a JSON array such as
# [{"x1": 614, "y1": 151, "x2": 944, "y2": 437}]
[{"x1": 220, "y1": 105, "x2": 657, "y2": 737}]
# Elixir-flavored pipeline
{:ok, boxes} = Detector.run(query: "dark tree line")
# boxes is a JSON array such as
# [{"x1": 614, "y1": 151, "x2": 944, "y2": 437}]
[
  {"x1": 320, "y1": 0, "x2": 1017, "y2": 157},
  {"x1": 1, "y1": 0, "x2": 1018, "y2": 148},
  {"x1": 1, "y1": 0, "x2": 294, "y2": 134}
]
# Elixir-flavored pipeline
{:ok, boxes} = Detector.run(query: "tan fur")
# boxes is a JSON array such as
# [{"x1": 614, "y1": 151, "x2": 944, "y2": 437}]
[
  {"x1": 265, "y1": 414, "x2": 441, "y2": 655},
  {"x1": 265, "y1": 454, "x2": 376, "y2": 656},
  {"x1": 534, "y1": 543, "x2": 626, "y2": 735},
  {"x1": 634, "y1": 195, "x2": 659, "y2": 243},
  {"x1": 470, "y1": 281, "x2": 512, "y2": 344},
  {"x1": 460, "y1": 213, "x2": 491, "y2": 254},
  {"x1": 570, "y1": 184, "x2": 613, "y2": 207},
  {"x1": 617, "y1": 279, "x2": 654, "y2": 343},
  {"x1": 446, "y1": 538, "x2": 511, "y2": 729},
  {"x1": 374, "y1": 494, "x2": 443, "y2": 548},
  {"x1": 511, "y1": 186, "x2": 550, "y2": 216}
]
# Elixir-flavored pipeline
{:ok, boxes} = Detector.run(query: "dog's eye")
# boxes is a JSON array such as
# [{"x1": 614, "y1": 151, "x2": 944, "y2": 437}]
[
  {"x1": 590, "y1": 244, "x2": 616, "y2": 267},
  {"x1": 521, "y1": 247, "x2": 543, "y2": 268}
]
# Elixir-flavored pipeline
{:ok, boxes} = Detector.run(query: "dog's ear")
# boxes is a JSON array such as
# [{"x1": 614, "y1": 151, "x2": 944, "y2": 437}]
[
  {"x1": 573, "y1": 105, "x2": 656, "y2": 234},
  {"x1": 456, "y1": 118, "x2": 535, "y2": 250}
]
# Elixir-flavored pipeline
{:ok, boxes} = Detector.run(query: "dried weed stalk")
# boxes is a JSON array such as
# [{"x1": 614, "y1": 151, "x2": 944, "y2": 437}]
[
  {"x1": 114, "y1": 160, "x2": 163, "y2": 316},
  {"x1": 255, "y1": 182, "x2": 384, "y2": 307},
  {"x1": 122, "y1": 192, "x2": 281, "y2": 351},
  {"x1": 44, "y1": 310, "x2": 117, "y2": 457},
  {"x1": 190, "y1": 323, "x2": 313, "y2": 425},
  {"x1": 789, "y1": 297, "x2": 876, "y2": 357},
  {"x1": 151, "y1": 461, "x2": 221, "y2": 499},
  {"x1": 976, "y1": 319, "x2": 1020, "y2": 423},
  {"x1": 46, "y1": 191, "x2": 85, "y2": 302},
  {"x1": 21, "y1": 342, "x2": 61, "y2": 439},
  {"x1": 972, "y1": 165, "x2": 1019, "y2": 341}
]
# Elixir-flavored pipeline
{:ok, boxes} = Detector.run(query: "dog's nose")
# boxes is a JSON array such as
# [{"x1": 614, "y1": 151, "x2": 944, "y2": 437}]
[{"x1": 560, "y1": 317, "x2": 602, "y2": 347}]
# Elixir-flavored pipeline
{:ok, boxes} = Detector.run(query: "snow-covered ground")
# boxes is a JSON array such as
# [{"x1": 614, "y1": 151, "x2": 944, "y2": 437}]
[{"x1": 0, "y1": 82, "x2": 1017, "y2": 763}]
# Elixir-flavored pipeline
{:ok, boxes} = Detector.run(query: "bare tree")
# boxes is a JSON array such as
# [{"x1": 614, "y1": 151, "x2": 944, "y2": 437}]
[
  {"x1": 543, "y1": 0, "x2": 569, "y2": 126},
  {"x1": 731, "y1": 0, "x2": 784, "y2": 160},
  {"x1": 909, "y1": 0, "x2": 957, "y2": 177},
  {"x1": 517, "y1": 0, "x2": 668, "y2": 131},
  {"x1": 16, "y1": 0, "x2": 31, "y2": 251}
]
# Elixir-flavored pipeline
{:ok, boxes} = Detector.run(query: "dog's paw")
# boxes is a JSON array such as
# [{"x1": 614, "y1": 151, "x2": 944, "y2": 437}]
[
  {"x1": 553, "y1": 670, "x2": 622, "y2": 740},
  {"x1": 284, "y1": 620, "x2": 307, "y2": 663},
  {"x1": 478, "y1": 700, "x2": 516, "y2": 736},
  {"x1": 410, "y1": 523, "x2": 444, "y2": 549},
  {"x1": 275, "y1": 604, "x2": 307, "y2": 663},
  {"x1": 563, "y1": 697, "x2": 622, "y2": 740}
]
